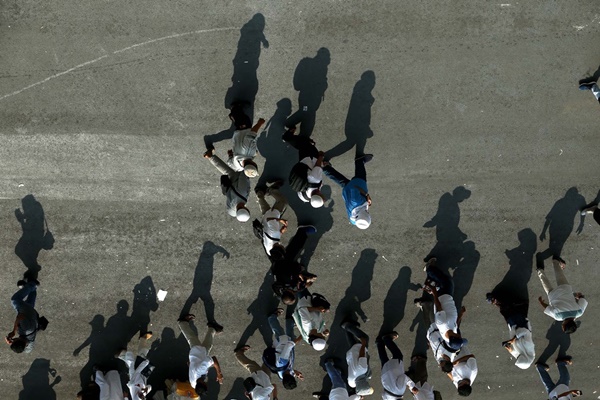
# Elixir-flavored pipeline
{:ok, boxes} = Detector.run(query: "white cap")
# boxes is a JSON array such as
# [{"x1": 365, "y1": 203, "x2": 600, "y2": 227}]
[
  {"x1": 236, "y1": 208, "x2": 250, "y2": 222},
  {"x1": 311, "y1": 338, "x2": 327, "y2": 351},
  {"x1": 244, "y1": 163, "x2": 258, "y2": 178},
  {"x1": 310, "y1": 194, "x2": 324, "y2": 208},
  {"x1": 354, "y1": 210, "x2": 371, "y2": 229}
]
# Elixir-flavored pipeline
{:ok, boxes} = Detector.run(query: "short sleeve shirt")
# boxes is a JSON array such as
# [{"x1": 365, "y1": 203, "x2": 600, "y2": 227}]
[
  {"x1": 298, "y1": 157, "x2": 322, "y2": 201},
  {"x1": 226, "y1": 172, "x2": 250, "y2": 217},
  {"x1": 330, "y1": 387, "x2": 360, "y2": 400},
  {"x1": 188, "y1": 345, "x2": 214, "y2": 388},
  {"x1": 228, "y1": 129, "x2": 258, "y2": 171},
  {"x1": 545, "y1": 285, "x2": 588, "y2": 321},
  {"x1": 380, "y1": 359, "x2": 414, "y2": 399},
  {"x1": 250, "y1": 370, "x2": 274, "y2": 400},
  {"x1": 426, "y1": 323, "x2": 454, "y2": 362},
  {"x1": 346, "y1": 343, "x2": 369, "y2": 388},
  {"x1": 451, "y1": 356, "x2": 477, "y2": 387},
  {"x1": 261, "y1": 209, "x2": 282, "y2": 255},
  {"x1": 434, "y1": 294, "x2": 458, "y2": 341}
]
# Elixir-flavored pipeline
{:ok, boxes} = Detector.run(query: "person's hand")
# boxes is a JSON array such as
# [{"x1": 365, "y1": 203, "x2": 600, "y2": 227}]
[
  {"x1": 294, "y1": 370, "x2": 304, "y2": 381},
  {"x1": 280, "y1": 226, "x2": 287, "y2": 234},
  {"x1": 366, "y1": 194, "x2": 372, "y2": 206},
  {"x1": 322, "y1": 329, "x2": 330, "y2": 337},
  {"x1": 574, "y1": 292, "x2": 584, "y2": 300},
  {"x1": 216, "y1": 373, "x2": 224, "y2": 384},
  {"x1": 5, "y1": 336, "x2": 13, "y2": 345},
  {"x1": 411, "y1": 387, "x2": 419, "y2": 395},
  {"x1": 279, "y1": 219, "x2": 288, "y2": 226}
]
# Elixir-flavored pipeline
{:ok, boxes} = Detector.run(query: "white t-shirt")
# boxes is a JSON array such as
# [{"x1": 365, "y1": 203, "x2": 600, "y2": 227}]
[
  {"x1": 249, "y1": 370, "x2": 274, "y2": 400},
  {"x1": 451, "y1": 352, "x2": 477, "y2": 387},
  {"x1": 188, "y1": 345, "x2": 214, "y2": 388},
  {"x1": 346, "y1": 343, "x2": 369, "y2": 388},
  {"x1": 426, "y1": 323, "x2": 454, "y2": 363},
  {"x1": 549, "y1": 383, "x2": 573, "y2": 400},
  {"x1": 434, "y1": 294, "x2": 458, "y2": 342},
  {"x1": 228, "y1": 129, "x2": 258, "y2": 171},
  {"x1": 507, "y1": 323, "x2": 535, "y2": 369},
  {"x1": 261, "y1": 209, "x2": 282, "y2": 255},
  {"x1": 545, "y1": 285, "x2": 588, "y2": 321},
  {"x1": 124, "y1": 353, "x2": 150, "y2": 400},
  {"x1": 330, "y1": 387, "x2": 361, "y2": 400},
  {"x1": 297, "y1": 157, "x2": 322, "y2": 201},
  {"x1": 413, "y1": 382, "x2": 435, "y2": 400},
  {"x1": 293, "y1": 295, "x2": 325, "y2": 343},
  {"x1": 380, "y1": 358, "x2": 415, "y2": 399},
  {"x1": 96, "y1": 370, "x2": 125, "y2": 400}
]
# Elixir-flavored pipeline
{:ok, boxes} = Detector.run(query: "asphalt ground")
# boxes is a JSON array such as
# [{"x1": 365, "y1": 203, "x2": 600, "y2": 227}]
[{"x1": 0, "y1": 1, "x2": 599, "y2": 399}]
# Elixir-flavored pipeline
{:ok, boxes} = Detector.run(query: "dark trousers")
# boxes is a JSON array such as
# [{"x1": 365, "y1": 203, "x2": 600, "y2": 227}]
[
  {"x1": 342, "y1": 321, "x2": 369, "y2": 348},
  {"x1": 426, "y1": 265, "x2": 454, "y2": 297},
  {"x1": 282, "y1": 130, "x2": 319, "y2": 159},
  {"x1": 285, "y1": 229, "x2": 308, "y2": 263},
  {"x1": 377, "y1": 335, "x2": 403, "y2": 368}
]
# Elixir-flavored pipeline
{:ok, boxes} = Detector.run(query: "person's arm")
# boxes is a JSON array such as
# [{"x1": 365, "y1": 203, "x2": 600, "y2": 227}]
[
  {"x1": 358, "y1": 337, "x2": 367, "y2": 358},
  {"x1": 272, "y1": 383, "x2": 278, "y2": 400},
  {"x1": 576, "y1": 297, "x2": 588, "y2": 314},
  {"x1": 6, "y1": 314, "x2": 24, "y2": 343},
  {"x1": 293, "y1": 370, "x2": 304, "y2": 381},
  {"x1": 453, "y1": 354, "x2": 475, "y2": 365},
  {"x1": 538, "y1": 296, "x2": 549, "y2": 309},
  {"x1": 212, "y1": 356, "x2": 224, "y2": 384},
  {"x1": 428, "y1": 286, "x2": 443, "y2": 312},
  {"x1": 251, "y1": 118, "x2": 266, "y2": 133},
  {"x1": 457, "y1": 306, "x2": 466, "y2": 328},
  {"x1": 407, "y1": 378, "x2": 418, "y2": 394}
]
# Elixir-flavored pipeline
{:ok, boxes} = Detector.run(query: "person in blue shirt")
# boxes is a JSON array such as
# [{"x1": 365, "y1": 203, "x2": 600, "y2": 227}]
[{"x1": 323, "y1": 154, "x2": 373, "y2": 229}]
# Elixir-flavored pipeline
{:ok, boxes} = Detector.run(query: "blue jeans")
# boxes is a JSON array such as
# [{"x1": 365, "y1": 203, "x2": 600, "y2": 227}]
[
  {"x1": 325, "y1": 361, "x2": 346, "y2": 389},
  {"x1": 536, "y1": 362, "x2": 570, "y2": 394},
  {"x1": 268, "y1": 313, "x2": 295, "y2": 338},
  {"x1": 426, "y1": 265, "x2": 454, "y2": 297},
  {"x1": 11, "y1": 282, "x2": 37, "y2": 312}
]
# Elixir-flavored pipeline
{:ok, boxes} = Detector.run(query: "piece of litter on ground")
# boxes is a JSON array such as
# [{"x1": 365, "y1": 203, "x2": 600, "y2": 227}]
[
  {"x1": 157, "y1": 290, "x2": 168, "y2": 301},
  {"x1": 576, "y1": 259, "x2": 579, "y2": 265},
  {"x1": 382, "y1": 256, "x2": 389, "y2": 261},
  {"x1": 18, "y1": 183, "x2": 24, "y2": 187},
  {"x1": 159, "y1": 219, "x2": 166, "y2": 222},
  {"x1": 559, "y1": 149, "x2": 563, "y2": 155}
]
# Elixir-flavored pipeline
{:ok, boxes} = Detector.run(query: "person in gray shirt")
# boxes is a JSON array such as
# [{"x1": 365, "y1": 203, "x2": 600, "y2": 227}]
[{"x1": 5, "y1": 279, "x2": 40, "y2": 353}]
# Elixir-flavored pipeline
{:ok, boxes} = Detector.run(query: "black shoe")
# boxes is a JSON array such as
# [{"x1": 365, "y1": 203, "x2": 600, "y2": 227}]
[
  {"x1": 207, "y1": 321, "x2": 224, "y2": 333},
  {"x1": 355, "y1": 154, "x2": 374, "y2": 163},
  {"x1": 177, "y1": 314, "x2": 195, "y2": 322},
  {"x1": 17, "y1": 280, "x2": 26, "y2": 289}
]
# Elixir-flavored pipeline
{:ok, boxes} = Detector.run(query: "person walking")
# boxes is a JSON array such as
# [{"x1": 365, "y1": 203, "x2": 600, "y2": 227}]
[
  {"x1": 177, "y1": 314, "x2": 224, "y2": 396},
  {"x1": 536, "y1": 357, "x2": 582, "y2": 400},
  {"x1": 233, "y1": 345, "x2": 277, "y2": 400},
  {"x1": 225, "y1": 104, "x2": 265, "y2": 178},
  {"x1": 537, "y1": 257, "x2": 587, "y2": 334},
  {"x1": 579, "y1": 79, "x2": 600, "y2": 105},
  {"x1": 376, "y1": 332, "x2": 418, "y2": 399},
  {"x1": 255, "y1": 181, "x2": 289, "y2": 257},
  {"x1": 5, "y1": 279, "x2": 42, "y2": 354},
  {"x1": 117, "y1": 331, "x2": 154, "y2": 400},
  {"x1": 323, "y1": 154, "x2": 373, "y2": 229},
  {"x1": 323, "y1": 359, "x2": 362, "y2": 400},
  {"x1": 342, "y1": 320, "x2": 374, "y2": 396},
  {"x1": 282, "y1": 127, "x2": 327, "y2": 208},
  {"x1": 203, "y1": 150, "x2": 251, "y2": 222},
  {"x1": 292, "y1": 290, "x2": 330, "y2": 351},
  {"x1": 449, "y1": 345, "x2": 477, "y2": 397}
]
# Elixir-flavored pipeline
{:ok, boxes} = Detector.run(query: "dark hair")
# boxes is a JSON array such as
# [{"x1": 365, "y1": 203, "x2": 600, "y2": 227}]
[
  {"x1": 282, "y1": 290, "x2": 296, "y2": 305},
  {"x1": 440, "y1": 359, "x2": 453, "y2": 373},
  {"x1": 195, "y1": 378, "x2": 208, "y2": 396},
  {"x1": 457, "y1": 384, "x2": 472, "y2": 396},
  {"x1": 282, "y1": 373, "x2": 297, "y2": 390},
  {"x1": 562, "y1": 319, "x2": 578, "y2": 334},
  {"x1": 10, "y1": 338, "x2": 27, "y2": 353}
]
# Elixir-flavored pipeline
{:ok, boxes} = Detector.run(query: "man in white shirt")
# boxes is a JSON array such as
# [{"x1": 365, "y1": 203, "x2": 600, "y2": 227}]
[
  {"x1": 282, "y1": 127, "x2": 326, "y2": 208},
  {"x1": 178, "y1": 314, "x2": 224, "y2": 396},
  {"x1": 536, "y1": 357, "x2": 582, "y2": 400},
  {"x1": 292, "y1": 290, "x2": 330, "y2": 351},
  {"x1": 255, "y1": 182, "x2": 288, "y2": 257},
  {"x1": 226, "y1": 117, "x2": 265, "y2": 178},
  {"x1": 117, "y1": 331, "x2": 154, "y2": 400},
  {"x1": 324, "y1": 359, "x2": 362, "y2": 400},
  {"x1": 95, "y1": 368, "x2": 125, "y2": 400},
  {"x1": 233, "y1": 345, "x2": 277, "y2": 400},
  {"x1": 537, "y1": 257, "x2": 587, "y2": 334},
  {"x1": 376, "y1": 332, "x2": 418, "y2": 399},
  {"x1": 448, "y1": 346, "x2": 477, "y2": 397},
  {"x1": 342, "y1": 320, "x2": 373, "y2": 396}
]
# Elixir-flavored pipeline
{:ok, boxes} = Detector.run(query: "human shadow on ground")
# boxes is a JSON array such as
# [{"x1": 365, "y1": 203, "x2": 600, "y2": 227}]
[
  {"x1": 238, "y1": 271, "x2": 280, "y2": 348},
  {"x1": 131, "y1": 276, "x2": 159, "y2": 337},
  {"x1": 451, "y1": 240, "x2": 480, "y2": 311},
  {"x1": 537, "y1": 320, "x2": 572, "y2": 364},
  {"x1": 221, "y1": 377, "x2": 246, "y2": 400},
  {"x1": 14, "y1": 194, "x2": 53, "y2": 282},
  {"x1": 320, "y1": 249, "x2": 377, "y2": 375},
  {"x1": 378, "y1": 266, "x2": 416, "y2": 337},
  {"x1": 205, "y1": 13, "x2": 268, "y2": 150},
  {"x1": 257, "y1": 98, "x2": 335, "y2": 268},
  {"x1": 285, "y1": 48, "x2": 330, "y2": 138},
  {"x1": 19, "y1": 358, "x2": 61, "y2": 400},
  {"x1": 180, "y1": 242, "x2": 230, "y2": 328},
  {"x1": 147, "y1": 327, "x2": 196, "y2": 399},
  {"x1": 537, "y1": 187, "x2": 586, "y2": 265},
  {"x1": 325, "y1": 71, "x2": 376, "y2": 160},
  {"x1": 579, "y1": 63, "x2": 600, "y2": 85}
]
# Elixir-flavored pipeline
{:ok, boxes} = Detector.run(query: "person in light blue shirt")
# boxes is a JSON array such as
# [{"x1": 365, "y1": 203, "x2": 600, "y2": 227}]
[{"x1": 323, "y1": 154, "x2": 373, "y2": 229}]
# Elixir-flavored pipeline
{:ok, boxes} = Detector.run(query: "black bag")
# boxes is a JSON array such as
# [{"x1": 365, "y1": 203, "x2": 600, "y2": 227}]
[
  {"x1": 311, "y1": 293, "x2": 330, "y2": 310},
  {"x1": 252, "y1": 219, "x2": 264, "y2": 240},
  {"x1": 262, "y1": 347, "x2": 287, "y2": 373},
  {"x1": 42, "y1": 217, "x2": 55, "y2": 250},
  {"x1": 220, "y1": 175, "x2": 232, "y2": 195},
  {"x1": 288, "y1": 162, "x2": 310, "y2": 192},
  {"x1": 37, "y1": 316, "x2": 49, "y2": 331},
  {"x1": 243, "y1": 377, "x2": 257, "y2": 392}
]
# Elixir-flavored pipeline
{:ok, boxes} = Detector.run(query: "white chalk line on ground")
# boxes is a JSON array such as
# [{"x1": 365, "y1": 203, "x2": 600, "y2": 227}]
[{"x1": 0, "y1": 27, "x2": 236, "y2": 102}]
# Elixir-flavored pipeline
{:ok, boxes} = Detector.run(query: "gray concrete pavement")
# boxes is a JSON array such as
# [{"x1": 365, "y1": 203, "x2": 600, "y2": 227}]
[{"x1": 1, "y1": 0, "x2": 599, "y2": 399}]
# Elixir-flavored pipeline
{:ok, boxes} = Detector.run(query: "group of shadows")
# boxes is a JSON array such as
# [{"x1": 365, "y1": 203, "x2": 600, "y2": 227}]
[
  {"x1": 12, "y1": 11, "x2": 600, "y2": 400},
  {"x1": 15, "y1": 184, "x2": 599, "y2": 399}
]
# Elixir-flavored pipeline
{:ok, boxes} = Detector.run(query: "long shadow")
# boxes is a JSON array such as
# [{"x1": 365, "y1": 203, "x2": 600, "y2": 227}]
[
  {"x1": 147, "y1": 327, "x2": 190, "y2": 398},
  {"x1": 257, "y1": 98, "x2": 335, "y2": 267},
  {"x1": 378, "y1": 266, "x2": 415, "y2": 337},
  {"x1": 180, "y1": 242, "x2": 230, "y2": 328},
  {"x1": 19, "y1": 358, "x2": 61, "y2": 400},
  {"x1": 537, "y1": 187, "x2": 586, "y2": 263},
  {"x1": 221, "y1": 377, "x2": 246, "y2": 400},
  {"x1": 452, "y1": 240, "x2": 480, "y2": 311},
  {"x1": 285, "y1": 48, "x2": 330, "y2": 138},
  {"x1": 579, "y1": 63, "x2": 600, "y2": 84},
  {"x1": 237, "y1": 271, "x2": 280, "y2": 347},
  {"x1": 408, "y1": 292, "x2": 433, "y2": 359},
  {"x1": 130, "y1": 276, "x2": 159, "y2": 337},
  {"x1": 537, "y1": 320, "x2": 571, "y2": 364},
  {"x1": 205, "y1": 13, "x2": 268, "y2": 150},
  {"x1": 14, "y1": 194, "x2": 52, "y2": 281},
  {"x1": 325, "y1": 71, "x2": 376, "y2": 160},
  {"x1": 321, "y1": 249, "x2": 377, "y2": 375}
]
